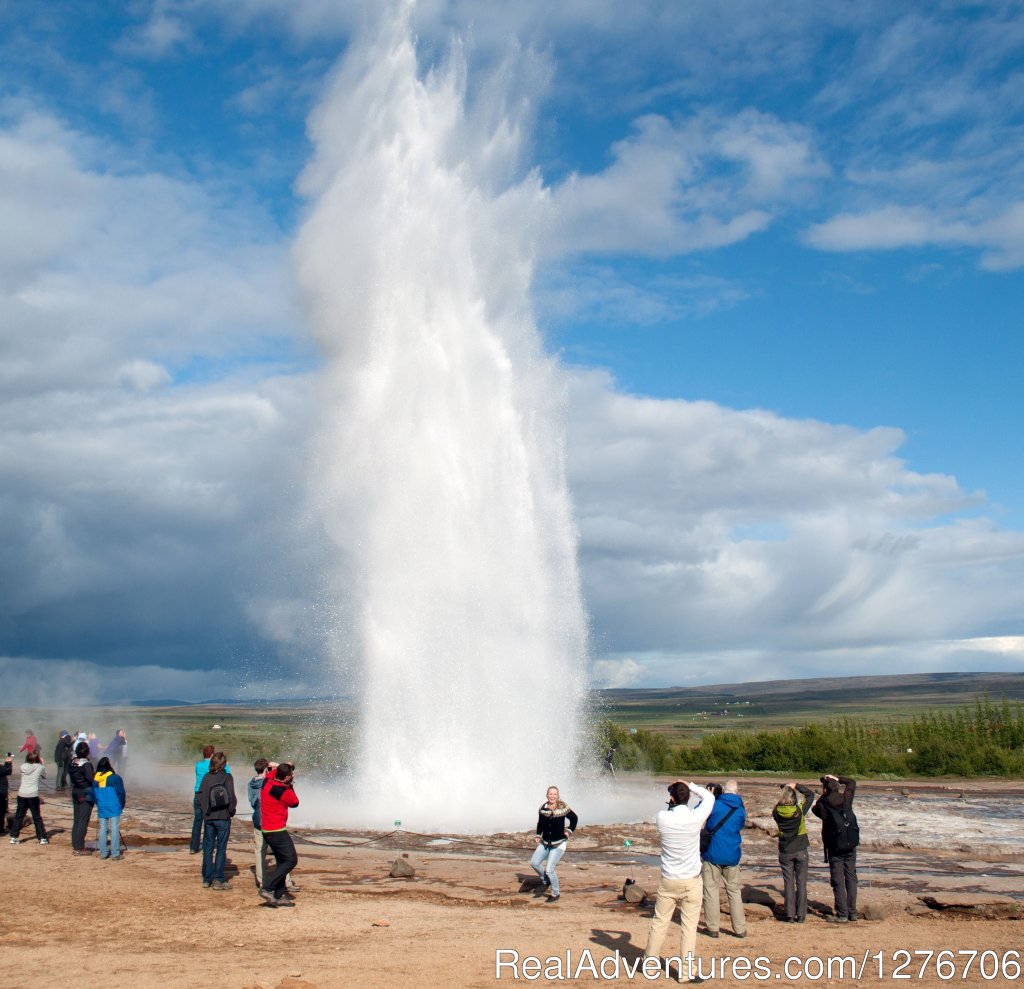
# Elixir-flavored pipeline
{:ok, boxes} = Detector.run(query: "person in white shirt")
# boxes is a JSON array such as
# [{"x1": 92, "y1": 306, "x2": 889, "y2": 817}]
[{"x1": 645, "y1": 780, "x2": 715, "y2": 983}]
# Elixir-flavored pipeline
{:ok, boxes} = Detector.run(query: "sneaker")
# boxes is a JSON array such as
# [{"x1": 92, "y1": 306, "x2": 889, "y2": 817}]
[
  {"x1": 546, "y1": 893, "x2": 560, "y2": 903},
  {"x1": 100, "y1": 854, "x2": 110, "y2": 860},
  {"x1": 38, "y1": 838, "x2": 49, "y2": 845},
  {"x1": 826, "y1": 915, "x2": 848, "y2": 924},
  {"x1": 258, "y1": 888, "x2": 278, "y2": 906},
  {"x1": 9, "y1": 837, "x2": 18, "y2": 845},
  {"x1": 212, "y1": 881, "x2": 231, "y2": 891},
  {"x1": 273, "y1": 896, "x2": 296, "y2": 908},
  {"x1": 847, "y1": 913, "x2": 859, "y2": 923},
  {"x1": 189, "y1": 849, "x2": 200, "y2": 855}
]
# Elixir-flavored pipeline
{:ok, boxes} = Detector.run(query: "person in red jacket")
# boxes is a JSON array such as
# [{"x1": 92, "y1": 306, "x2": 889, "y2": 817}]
[
  {"x1": 19, "y1": 730, "x2": 39, "y2": 755},
  {"x1": 258, "y1": 762, "x2": 299, "y2": 908}
]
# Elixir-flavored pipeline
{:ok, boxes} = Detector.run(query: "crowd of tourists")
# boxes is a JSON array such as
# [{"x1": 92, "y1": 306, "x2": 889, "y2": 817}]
[
  {"x1": 3, "y1": 728, "x2": 861, "y2": 959},
  {"x1": 528, "y1": 774, "x2": 859, "y2": 984},
  {"x1": 638, "y1": 774, "x2": 859, "y2": 982},
  {"x1": 2, "y1": 732, "x2": 302, "y2": 909}
]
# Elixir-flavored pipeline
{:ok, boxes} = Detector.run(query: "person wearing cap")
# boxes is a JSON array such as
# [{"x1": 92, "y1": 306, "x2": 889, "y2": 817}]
[
  {"x1": 68, "y1": 741, "x2": 96, "y2": 854},
  {"x1": 645, "y1": 780, "x2": 716, "y2": 984}
]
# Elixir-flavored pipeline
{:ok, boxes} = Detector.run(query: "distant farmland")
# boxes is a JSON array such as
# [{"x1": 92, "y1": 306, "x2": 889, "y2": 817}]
[{"x1": 596, "y1": 671, "x2": 1024, "y2": 743}]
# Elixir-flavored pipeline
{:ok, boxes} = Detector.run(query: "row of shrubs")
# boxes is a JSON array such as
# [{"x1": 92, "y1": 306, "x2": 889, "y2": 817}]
[{"x1": 595, "y1": 697, "x2": 1024, "y2": 777}]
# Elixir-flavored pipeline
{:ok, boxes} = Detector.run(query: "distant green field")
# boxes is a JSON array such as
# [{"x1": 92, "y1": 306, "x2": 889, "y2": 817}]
[
  {"x1": 595, "y1": 671, "x2": 1024, "y2": 743},
  {"x1": 0, "y1": 703, "x2": 357, "y2": 772},
  {"x1": 3, "y1": 672, "x2": 1022, "y2": 770}
]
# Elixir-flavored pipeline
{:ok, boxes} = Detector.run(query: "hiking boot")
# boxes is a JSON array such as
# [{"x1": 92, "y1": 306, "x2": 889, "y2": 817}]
[
  {"x1": 826, "y1": 915, "x2": 848, "y2": 923},
  {"x1": 212, "y1": 881, "x2": 231, "y2": 891},
  {"x1": 258, "y1": 888, "x2": 278, "y2": 906},
  {"x1": 704, "y1": 929, "x2": 720, "y2": 938},
  {"x1": 274, "y1": 896, "x2": 296, "y2": 908},
  {"x1": 202, "y1": 880, "x2": 212, "y2": 888},
  {"x1": 546, "y1": 893, "x2": 560, "y2": 903},
  {"x1": 732, "y1": 931, "x2": 748, "y2": 939},
  {"x1": 847, "y1": 912, "x2": 859, "y2": 923}
]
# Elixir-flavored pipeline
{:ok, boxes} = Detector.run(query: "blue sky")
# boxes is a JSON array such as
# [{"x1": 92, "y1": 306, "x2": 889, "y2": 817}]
[{"x1": 2, "y1": 0, "x2": 1024, "y2": 701}]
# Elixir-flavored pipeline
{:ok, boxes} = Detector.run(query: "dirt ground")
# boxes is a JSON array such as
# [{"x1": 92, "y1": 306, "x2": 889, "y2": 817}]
[{"x1": 3, "y1": 778, "x2": 1021, "y2": 989}]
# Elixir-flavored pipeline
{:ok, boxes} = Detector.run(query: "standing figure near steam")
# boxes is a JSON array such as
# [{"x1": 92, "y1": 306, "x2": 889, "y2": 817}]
[{"x1": 531, "y1": 785, "x2": 578, "y2": 903}]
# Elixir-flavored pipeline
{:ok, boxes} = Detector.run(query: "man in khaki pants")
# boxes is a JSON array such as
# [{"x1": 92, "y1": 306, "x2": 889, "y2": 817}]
[
  {"x1": 645, "y1": 780, "x2": 716, "y2": 984},
  {"x1": 700, "y1": 780, "x2": 747, "y2": 938}
]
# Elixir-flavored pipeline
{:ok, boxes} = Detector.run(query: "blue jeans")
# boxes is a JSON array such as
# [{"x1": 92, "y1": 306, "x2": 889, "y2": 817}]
[
  {"x1": 531, "y1": 841, "x2": 567, "y2": 896},
  {"x1": 202, "y1": 818, "x2": 231, "y2": 883},
  {"x1": 99, "y1": 815, "x2": 122, "y2": 858}
]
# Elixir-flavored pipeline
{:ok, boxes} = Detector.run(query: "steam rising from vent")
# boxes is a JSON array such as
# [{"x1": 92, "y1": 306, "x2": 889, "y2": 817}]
[{"x1": 295, "y1": 8, "x2": 589, "y2": 828}]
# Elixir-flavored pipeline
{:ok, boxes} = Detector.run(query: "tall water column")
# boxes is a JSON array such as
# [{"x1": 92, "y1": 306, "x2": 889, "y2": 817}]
[{"x1": 296, "y1": 10, "x2": 589, "y2": 828}]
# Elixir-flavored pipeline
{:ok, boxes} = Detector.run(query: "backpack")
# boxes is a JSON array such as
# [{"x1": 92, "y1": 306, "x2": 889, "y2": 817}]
[
  {"x1": 208, "y1": 780, "x2": 231, "y2": 813},
  {"x1": 823, "y1": 802, "x2": 859, "y2": 853},
  {"x1": 700, "y1": 805, "x2": 738, "y2": 856}
]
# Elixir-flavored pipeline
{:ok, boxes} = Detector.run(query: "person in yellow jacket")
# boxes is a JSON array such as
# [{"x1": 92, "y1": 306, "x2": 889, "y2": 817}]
[{"x1": 771, "y1": 782, "x2": 815, "y2": 923}]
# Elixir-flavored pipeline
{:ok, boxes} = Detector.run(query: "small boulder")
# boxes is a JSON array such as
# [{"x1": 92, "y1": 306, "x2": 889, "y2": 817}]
[
  {"x1": 372, "y1": 918, "x2": 391, "y2": 927},
  {"x1": 859, "y1": 902, "x2": 887, "y2": 921},
  {"x1": 623, "y1": 882, "x2": 647, "y2": 904},
  {"x1": 390, "y1": 858, "x2": 415, "y2": 878}
]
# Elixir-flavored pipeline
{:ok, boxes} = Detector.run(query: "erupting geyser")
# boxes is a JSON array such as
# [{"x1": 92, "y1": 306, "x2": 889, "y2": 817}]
[{"x1": 296, "y1": 10, "x2": 589, "y2": 828}]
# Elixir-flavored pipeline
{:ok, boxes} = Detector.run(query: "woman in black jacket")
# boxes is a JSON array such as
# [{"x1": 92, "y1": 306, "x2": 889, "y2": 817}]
[
  {"x1": 530, "y1": 786, "x2": 578, "y2": 903},
  {"x1": 68, "y1": 741, "x2": 96, "y2": 854}
]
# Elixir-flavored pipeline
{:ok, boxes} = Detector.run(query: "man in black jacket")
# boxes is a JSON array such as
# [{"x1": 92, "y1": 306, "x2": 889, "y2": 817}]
[
  {"x1": 812, "y1": 774, "x2": 860, "y2": 923},
  {"x1": 68, "y1": 742, "x2": 96, "y2": 854},
  {"x1": 54, "y1": 731, "x2": 73, "y2": 790},
  {"x1": 0, "y1": 753, "x2": 12, "y2": 834}
]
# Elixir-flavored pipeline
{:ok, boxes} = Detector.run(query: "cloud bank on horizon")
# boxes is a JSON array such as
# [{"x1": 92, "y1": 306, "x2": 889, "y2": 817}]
[{"x1": 1, "y1": 0, "x2": 1023, "y2": 701}]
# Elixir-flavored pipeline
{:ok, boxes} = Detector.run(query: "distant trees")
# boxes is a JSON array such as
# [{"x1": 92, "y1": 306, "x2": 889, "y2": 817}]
[{"x1": 597, "y1": 696, "x2": 1024, "y2": 778}]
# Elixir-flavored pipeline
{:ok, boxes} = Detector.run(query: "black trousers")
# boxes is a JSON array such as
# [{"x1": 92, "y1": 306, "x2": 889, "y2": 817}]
[
  {"x1": 57, "y1": 758, "x2": 70, "y2": 789},
  {"x1": 12, "y1": 796, "x2": 46, "y2": 841},
  {"x1": 828, "y1": 849, "x2": 858, "y2": 918},
  {"x1": 0, "y1": 792, "x2": 8, "y2": 833},
  {"x1": 261, "y1": 829, "x2": 298, "y2": 897},
  {"x1": 190, "y1": 793, "x2": 203, "y2": 852},
  {"x1": 71, "y1": 795, "x2": 94, "y2": 850}
]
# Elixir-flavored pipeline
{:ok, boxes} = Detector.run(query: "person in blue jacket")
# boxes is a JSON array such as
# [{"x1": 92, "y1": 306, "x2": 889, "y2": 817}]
[
  {"x1": 700, "y1": 779, "x2": 747, "y2": 939},
  {"x1": 92, "y1": 756, "x2": 127, "y2": 860}
]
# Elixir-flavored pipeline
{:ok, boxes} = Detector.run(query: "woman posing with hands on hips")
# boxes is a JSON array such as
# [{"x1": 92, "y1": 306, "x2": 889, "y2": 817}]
[{"x1": 531, "y1": 785, "x2": 578, "y2": 903}]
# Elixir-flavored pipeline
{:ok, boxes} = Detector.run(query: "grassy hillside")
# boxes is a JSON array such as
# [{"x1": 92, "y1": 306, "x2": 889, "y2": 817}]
[{"x1": 597, "y1": 671, "x2": 1024, "y2": 741}]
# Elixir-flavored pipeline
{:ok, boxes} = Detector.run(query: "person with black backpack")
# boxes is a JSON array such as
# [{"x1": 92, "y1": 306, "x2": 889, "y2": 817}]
[
  {"x1": 812, "y1": 774, "x2": 860, "y2": 923},
  {"x1": 198, "y1": 751, "x2": 237, "y2": 890},
  {"x1": 699, "y1": 780, "x2": 747, "y2": 939}
]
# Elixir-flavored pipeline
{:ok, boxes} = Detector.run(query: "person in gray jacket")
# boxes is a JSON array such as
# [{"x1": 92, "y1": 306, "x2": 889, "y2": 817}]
[{"x1": 198, "y1": 752, "x2": 237, "y2": 890}]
